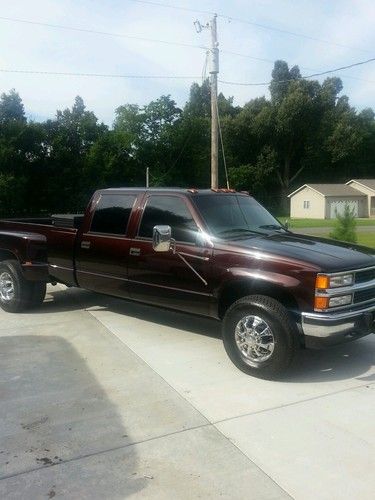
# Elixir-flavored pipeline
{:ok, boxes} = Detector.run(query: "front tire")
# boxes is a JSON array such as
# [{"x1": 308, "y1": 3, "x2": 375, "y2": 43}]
[
  {"x1": 0, "y1": 260, "x2": 46, "y2": 313},
  {"x1": 222, "y1": 295, "x2": 299, "y2": 379}
]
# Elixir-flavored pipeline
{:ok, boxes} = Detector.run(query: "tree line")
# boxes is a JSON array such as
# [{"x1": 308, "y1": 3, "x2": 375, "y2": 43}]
[{"x1": 0, "y1": 60, "x2": 374, "y2": 217}]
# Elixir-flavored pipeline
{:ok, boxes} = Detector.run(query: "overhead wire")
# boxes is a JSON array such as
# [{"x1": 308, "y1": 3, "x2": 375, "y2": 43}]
[
  {"x1": 128, "y1": 0, "x2": 215, "y2": 16},
  {"x1": 215, "y1": 98, "x2": 230, "y2": 190},
  {"x1": 0, "y1": 15, "x2": 208, "y2": 50},
  {"x1": 126, "y1": 0, "x2": 371, "y2": 54},
  {"x1": 158, "y1": 51, "x2": 210, "y2": 184},
  {"x1": 2, "y1": 56, "x2": 373, "y2": 84},
  {"x1": 219, "y1": 57, "x2": 375, "y2": 86},
  {"x1": 220, "y1": 50, "x2": 375, "y2": 84},
  {"x1": 0, "y1": 69, "x2": 201, "y2": 79},
  {"x1": 1, "y1": 14, "x2": 373, "y2": 85}
]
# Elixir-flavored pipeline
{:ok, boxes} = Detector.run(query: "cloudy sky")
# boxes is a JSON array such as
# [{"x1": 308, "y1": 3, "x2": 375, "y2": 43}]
[{"x1": 0, "y1": 0, "x2": 374, "y2": 125}]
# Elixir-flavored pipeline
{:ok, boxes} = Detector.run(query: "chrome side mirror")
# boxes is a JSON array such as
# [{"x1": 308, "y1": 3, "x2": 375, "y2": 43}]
[{"x1": 152, "y1": 225, "x2": 172, "y2": 252}]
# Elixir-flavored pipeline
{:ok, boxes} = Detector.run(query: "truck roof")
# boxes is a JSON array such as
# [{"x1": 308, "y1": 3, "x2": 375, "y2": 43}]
[{"x1": 99, "y1": 187, "x2": 250, "y2": 196}]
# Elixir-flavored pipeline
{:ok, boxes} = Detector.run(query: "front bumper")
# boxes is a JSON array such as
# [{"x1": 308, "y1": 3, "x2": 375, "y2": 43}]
[{"x1": 301, "y1": 303, "x2": 375, "y2": 348}]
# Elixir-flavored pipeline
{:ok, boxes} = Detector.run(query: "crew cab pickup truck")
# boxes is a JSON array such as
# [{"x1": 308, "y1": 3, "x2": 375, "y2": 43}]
[{"x1": 0, "y1": 188, "x2": 374, "y2": 378}]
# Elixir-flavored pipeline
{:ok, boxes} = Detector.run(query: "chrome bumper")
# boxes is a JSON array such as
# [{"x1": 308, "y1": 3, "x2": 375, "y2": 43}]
[{"x1": 301, "y1": 304, "x2": 375, "y2": 348}]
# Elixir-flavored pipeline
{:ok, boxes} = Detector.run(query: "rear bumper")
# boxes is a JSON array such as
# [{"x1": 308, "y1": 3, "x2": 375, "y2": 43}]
[{"x1": 301, "y1": 304, "x2": 375, "y2": 348}]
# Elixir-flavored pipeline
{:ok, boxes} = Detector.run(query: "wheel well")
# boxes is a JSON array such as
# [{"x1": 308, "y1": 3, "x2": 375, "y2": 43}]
[
  {"x1": 218, "y1": 279, "x2": 300, "y2": 319},
  {"x1": 0, "y1": 249, "x2": 18, "y2": 263}
]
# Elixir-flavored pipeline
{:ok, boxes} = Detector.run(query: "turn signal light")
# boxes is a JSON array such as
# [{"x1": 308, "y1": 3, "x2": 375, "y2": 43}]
[
  {"x1": 314, "y1": 296, "x2": 329, "y2": 310},
  {"x1": 315, "y1": 275, "x2": 329, "y2": 289}
]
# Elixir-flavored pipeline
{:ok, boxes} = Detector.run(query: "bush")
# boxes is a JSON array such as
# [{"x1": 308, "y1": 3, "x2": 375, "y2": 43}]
[{"x1": 329, "y1": 205, "x2": 357, "y2": 243}]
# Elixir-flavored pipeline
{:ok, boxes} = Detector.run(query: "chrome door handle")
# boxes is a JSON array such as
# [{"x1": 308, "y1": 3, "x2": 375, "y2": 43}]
[
  {"x1": 129, "y1": 247, "x2": 141, "y2": 256},
  {"x1": 81, "y1": 241, "x2": 91, "y2": 249}
]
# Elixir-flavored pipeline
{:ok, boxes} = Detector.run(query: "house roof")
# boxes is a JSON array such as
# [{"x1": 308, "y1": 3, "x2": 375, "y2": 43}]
[
  {"x1": 346, "y1": 179, "x2": 375, "y2": 192},
  {"x1": 288, "y1": 183, "x2": 366, "y2": 198}
]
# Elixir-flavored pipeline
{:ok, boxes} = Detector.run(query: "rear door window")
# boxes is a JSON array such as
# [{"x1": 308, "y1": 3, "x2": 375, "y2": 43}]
[
  {"x1": 90, "y1": 194, "x2": 136, "y2": 235},
  {"x1": 138, "y1": 195, "x2": 198, "y2": 244}
]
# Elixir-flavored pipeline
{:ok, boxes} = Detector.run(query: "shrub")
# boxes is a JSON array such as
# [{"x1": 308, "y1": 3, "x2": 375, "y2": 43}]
[{"x1": 329, "y1": 204, "x2": 357, "y2": 243}]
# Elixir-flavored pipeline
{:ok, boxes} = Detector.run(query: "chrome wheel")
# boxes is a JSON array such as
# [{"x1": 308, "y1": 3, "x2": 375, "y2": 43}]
[
  {"x1": 0, "y1": 272, "x2": 15, "y2": 302},
  {"x1": 235, "y1": 315, "x2": 275, "y2": 363}
]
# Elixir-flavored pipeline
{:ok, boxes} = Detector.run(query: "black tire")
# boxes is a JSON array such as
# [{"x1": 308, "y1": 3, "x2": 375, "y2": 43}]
[
  {"x1": 222, "y1": 295, "x2": 299, "y2": 379},
  {"x1": 0, "y1": 260, "x2": 46, "y2": 313}
]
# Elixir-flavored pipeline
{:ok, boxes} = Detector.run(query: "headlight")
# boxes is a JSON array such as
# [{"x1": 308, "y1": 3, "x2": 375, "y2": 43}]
[
  {"x1": 329, "y1": 274, "x2": 354, "y2": 287},
  {"x1": 329, "y1": 295, "x2": 352, "y2": 307},
  {"x1": 316, "y1": 273, "x2": 354, "y2": 289},
  {"x1": 314, "y1": 273, "x2": 354, "y2": 311}
]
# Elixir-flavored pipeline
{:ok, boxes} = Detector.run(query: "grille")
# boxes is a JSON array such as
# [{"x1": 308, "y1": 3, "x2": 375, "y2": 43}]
[
  {"x1": 355, "y1": 268, "x2": 375, "y2": 284},
  {"x1": 353, "y1": 288, "x2": 375, "y2": 304}
]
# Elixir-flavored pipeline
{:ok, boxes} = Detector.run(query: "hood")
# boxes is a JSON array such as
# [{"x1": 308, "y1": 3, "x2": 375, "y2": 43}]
[{"x1": 228, "y1": 231, "x2": 375, "y2": 272}]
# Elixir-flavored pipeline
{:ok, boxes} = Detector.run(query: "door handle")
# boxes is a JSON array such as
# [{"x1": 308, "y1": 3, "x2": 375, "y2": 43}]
[
  {"x1": 129, "y1": 247, "x2": 141, "y2": 256},
  {"x1": 81, "y1": 241, "x2": 91, "y2": 249}
]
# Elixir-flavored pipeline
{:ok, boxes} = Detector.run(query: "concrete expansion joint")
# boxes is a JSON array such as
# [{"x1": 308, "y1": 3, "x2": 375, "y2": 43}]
[
  {"x1": 211, "y1": 379, "x2": 375, "y2": 427},
  {"x1": 0, "y1": 422, "x2": 212, "y2": 482},
  {"x1": 85, "y1": 310, "x2": 293, "y2": 498}
]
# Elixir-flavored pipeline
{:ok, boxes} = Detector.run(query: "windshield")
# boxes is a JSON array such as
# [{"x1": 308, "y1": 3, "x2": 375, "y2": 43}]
[{"x1": 192, "y1": 194, "x2": 285, "y2": 239}]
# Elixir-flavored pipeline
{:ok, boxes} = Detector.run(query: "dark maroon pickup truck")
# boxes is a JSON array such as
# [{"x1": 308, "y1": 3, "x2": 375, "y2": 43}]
[{"x1": 0, "y1": 188, "x2": 374, "y2": 378}]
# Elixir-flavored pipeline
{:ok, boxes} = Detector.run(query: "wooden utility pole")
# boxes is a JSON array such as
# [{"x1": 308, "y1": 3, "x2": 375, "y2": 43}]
[
  {"x1": 195, "y1": 14, "x2": 219, "y2": 189},
  {"x1": 209, "y1": 14, "x2": 219, "y2": 189}
]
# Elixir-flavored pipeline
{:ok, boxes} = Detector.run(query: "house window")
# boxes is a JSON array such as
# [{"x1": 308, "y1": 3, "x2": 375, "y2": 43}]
[{"x1": 303, "y1": 200, "x2": 310, "y2": 209}]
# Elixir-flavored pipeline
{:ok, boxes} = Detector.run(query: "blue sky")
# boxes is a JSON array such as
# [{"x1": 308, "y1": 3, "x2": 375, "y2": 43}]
[{"x1": 0, "y1": 0, "x2": 374, "y2": 125}]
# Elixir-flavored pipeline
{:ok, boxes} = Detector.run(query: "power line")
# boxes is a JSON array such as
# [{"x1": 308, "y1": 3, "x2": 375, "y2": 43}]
[
  {"x1": 2, "y1": 14, "x2": 372, "y2": 85},
  {"x1": 215, "y1": 99, "x2": 229, "y2": 190},
  {"x1": 128, "y1": 0, "x2": 214, "y2": 16},
  {"x1": 127, "y1": 0, "x2": 371, "y2": 54},
  {"x1": 219, "y1": 57, "x2": 375, "y2": 86},
  {"x1": 0, "y1": 16, "x2": 207, "y2": 50},
  {"x1": 220, "y1": 50, "x2": 375, "y2": 84},
  {"x1": 1, "y1": 56, "x2": 373, "y2": 84},
  {"x1": 218, "y1": 15, "x2": 372, "y2": 55},
  {"x1": 0, "y1": 69, "x2": 200, "y2": 79}
]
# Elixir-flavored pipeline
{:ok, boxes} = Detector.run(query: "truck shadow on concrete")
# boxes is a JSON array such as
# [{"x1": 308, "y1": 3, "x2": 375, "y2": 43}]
[
  {"x1": 0, "y1": 334, "x2": 146, "y2": 498},
  {"x1": 35, "y1": 287, "x2": 375, "y2": 384}
]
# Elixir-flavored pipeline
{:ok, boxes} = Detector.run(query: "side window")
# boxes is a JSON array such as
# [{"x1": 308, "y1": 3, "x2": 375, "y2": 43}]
[
  {"x1": 90, "y1": 194, "x2": 135, "y2": 235},
  {"x1": 139, "y1": 195, "x2": 198, "y2": 244},
  {"x1": 303, "y1": 200, "x2": 310, "y2": 209}
]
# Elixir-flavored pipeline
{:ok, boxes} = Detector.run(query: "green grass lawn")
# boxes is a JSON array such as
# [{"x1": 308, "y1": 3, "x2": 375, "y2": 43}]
[
  {"x1": 278, "y1": 217, "x2": 375, "y2": 228},
  {"x1": 295, "y1": 230, "x2": 375, "y2": 249},
  {"x1": 356, "y1": 233, "x2": 375, "y2": 248}
]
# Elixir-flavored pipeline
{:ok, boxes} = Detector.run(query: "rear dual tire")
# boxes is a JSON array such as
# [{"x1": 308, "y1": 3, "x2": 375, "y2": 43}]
[{"x1": 0, "y1": 260, "x2": 46, "y2": 313}]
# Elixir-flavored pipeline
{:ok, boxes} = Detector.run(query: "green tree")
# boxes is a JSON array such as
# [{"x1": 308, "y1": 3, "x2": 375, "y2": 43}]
[
  {"x1": 329, "y1": 205, "x2": 357, "y2": 243},
  {"x1": 0, "y1": 89, "x2": 26, "y2": 124}
]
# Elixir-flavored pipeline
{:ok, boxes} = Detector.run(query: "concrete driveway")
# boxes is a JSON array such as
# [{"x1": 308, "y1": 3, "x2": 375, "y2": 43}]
[{"x1": 1, "y1": 285, "x2": 374, "y2": 499}]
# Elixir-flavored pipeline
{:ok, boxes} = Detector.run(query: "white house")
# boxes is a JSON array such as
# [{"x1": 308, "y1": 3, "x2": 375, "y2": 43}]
[
  {"x1": 288, "y1": 183, "x2": 370, "y2": 219},
  {"x1": 346, "y1": 179, "x2": 375, "y2": 218}
]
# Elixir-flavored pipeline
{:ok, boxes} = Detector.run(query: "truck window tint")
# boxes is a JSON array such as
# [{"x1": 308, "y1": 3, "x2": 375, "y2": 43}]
[
  {"x1": 90, "y1": 194, "x2": 135, "y2": 235},
  {"x1": 139, "y1": 196, "x2": 198, "y2": 243},
  {"x1": 192, "y1": 194, "x2": 283, "y2": 237}
]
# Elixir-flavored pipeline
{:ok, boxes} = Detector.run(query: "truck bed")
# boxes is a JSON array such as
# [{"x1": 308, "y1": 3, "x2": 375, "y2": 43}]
[{"x1": 0, "y1": 215, "x2": 83, "y2": 286}]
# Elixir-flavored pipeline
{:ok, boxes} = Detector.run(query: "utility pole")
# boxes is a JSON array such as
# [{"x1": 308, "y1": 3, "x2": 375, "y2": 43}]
[
  {"x1": 210, "y1": 14, "x2": 219, "y2": 189},
  {"x1": 146, "y1": 167, "x2": 149, "y2": 188},
  {"x1": 195, "y1": 15, "x2": 219, "y2": 189}
]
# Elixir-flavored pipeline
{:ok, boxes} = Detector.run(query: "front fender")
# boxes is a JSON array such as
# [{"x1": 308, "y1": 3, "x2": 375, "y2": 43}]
[{"x1": 228, "y1": 267, "x2": 300, "y2": 288}]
